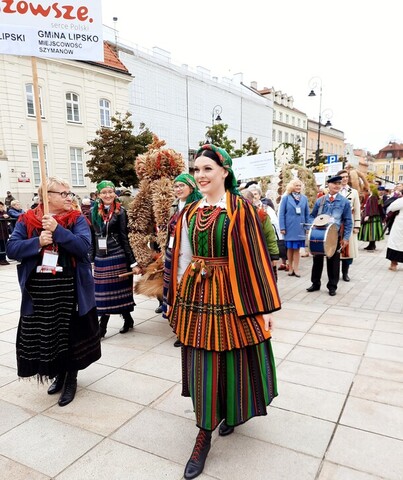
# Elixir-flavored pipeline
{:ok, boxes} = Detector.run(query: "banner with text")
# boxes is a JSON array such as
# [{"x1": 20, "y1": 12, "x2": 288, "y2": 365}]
[
  {"x1": 232, "y1": 152, "x2": 275, "y2": 180},
  {"x1": 0, "y1": 0, "x2": 103, "y2": 60}
]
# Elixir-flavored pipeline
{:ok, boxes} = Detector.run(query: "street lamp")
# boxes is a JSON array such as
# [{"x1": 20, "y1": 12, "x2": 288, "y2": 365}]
[
  {"x1": 308, "y1": 78, "x2": 332, "y2": 165},
  {"x1": 212, "y1": 105, "x2": 222, "y2": 125}
]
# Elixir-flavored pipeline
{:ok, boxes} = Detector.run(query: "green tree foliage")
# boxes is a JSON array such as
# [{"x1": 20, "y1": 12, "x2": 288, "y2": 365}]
[
  {"x1": 201, "y1": 124, "x2": 260, "y2": 158},
  {"x1": 86, "y1": 112, "x2": 153, "y2": 187}
]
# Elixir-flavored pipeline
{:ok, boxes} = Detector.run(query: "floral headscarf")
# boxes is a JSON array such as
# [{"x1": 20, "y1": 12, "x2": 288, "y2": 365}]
[
  {"x1": 174, "y1": 173, "x2": 203, "y2": 204},
  {"x1": 196, "y1": 144, "x2": 239, "y2": 195}
]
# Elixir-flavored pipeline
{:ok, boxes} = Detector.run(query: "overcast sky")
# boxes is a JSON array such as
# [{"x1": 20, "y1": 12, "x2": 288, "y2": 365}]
[{"x1": 101, "y1": 0, "x2": 402, "y2": 154}]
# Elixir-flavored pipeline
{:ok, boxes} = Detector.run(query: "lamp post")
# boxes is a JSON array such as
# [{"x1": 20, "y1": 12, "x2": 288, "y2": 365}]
[
  {"x1": 212, "y1": 105, "x2": 222, "y2": 126},
  {"x1": 308, "y1": 78, "x2": 332, "y2": 165}
]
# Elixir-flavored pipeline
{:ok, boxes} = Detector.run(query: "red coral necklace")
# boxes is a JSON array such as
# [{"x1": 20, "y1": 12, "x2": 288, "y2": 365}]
[{"x1": 195, "y1": 206, "x2": 222, "y2": 231}]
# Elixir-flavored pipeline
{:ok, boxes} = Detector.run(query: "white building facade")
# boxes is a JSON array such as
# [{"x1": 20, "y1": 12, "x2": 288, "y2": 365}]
[{"x1": 0, "y1": 44, "x2": 132, "y2": 208}]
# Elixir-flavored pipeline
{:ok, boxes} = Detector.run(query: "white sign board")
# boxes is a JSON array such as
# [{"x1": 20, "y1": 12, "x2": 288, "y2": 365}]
[
  {"x1": 232, "y1": 152, "x2": 275, "y2": 180},
  {"x1": 322, "y1": 161, "x2": 343, "y2": 175},
  {"x1": 0, "y1": 0, "x2": 103, "y2": 60},
  {"x1": 314, "y1": 172, "x2": 326, "y2": 187}
]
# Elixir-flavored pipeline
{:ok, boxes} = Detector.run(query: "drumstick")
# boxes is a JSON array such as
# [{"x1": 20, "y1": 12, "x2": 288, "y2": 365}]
[{"x1": 118, "y1": 271, "x2": 135, "y2": 278}]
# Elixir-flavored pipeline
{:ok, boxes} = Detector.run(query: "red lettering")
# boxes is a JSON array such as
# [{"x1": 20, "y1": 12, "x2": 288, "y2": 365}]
[
  {"x1": 76, "y1": 6, "x2": 88, "y2": 21},
  {"x1": 16, "y1": 0, "x2": 28, "y2": 13},
  {"x1": 28, "y1": 2, "x2": 51, "y2": 16},
  {"x1": 62, "y1": 4, "x2": 74, "y2": 19},
  {"x1": 51, "y1": 2, "x2": 61, "y2": 18},
  {"x1": 1, "y1": 0, "x2": 16, "y2": 13},
  {"x1": 0, "y1": 0, "x2": 93, "y2": 22}
]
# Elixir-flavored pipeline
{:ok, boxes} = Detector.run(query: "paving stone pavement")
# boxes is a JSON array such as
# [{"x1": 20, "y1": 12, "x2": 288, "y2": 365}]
[{"x1": 0, "y1": 238, "x2": 402, "y2": 480}]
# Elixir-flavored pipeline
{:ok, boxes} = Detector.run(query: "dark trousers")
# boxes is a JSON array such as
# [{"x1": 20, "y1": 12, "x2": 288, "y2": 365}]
[{"x1": 311, "y1": 244, "x2": 341, "y2": 291}]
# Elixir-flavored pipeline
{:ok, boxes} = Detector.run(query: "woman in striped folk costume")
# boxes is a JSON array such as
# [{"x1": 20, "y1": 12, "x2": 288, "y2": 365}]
[{"x1": 167, "y1": 145, "x2": 281, "y2": 479}]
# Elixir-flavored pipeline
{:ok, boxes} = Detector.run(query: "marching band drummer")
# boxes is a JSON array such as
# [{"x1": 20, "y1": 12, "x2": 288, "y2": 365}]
[{"x1": 306, "y1": 175, "x2": 353, "y2": 296}]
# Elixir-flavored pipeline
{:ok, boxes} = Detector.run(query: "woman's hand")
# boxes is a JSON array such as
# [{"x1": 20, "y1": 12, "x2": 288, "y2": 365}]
[
  {"x1": 263, "y1": 314, "x2": 274, "y2": 331},
  {"x1": 132, "y1": 265, "x2": 142, "y2": 275},
  {"x1": 280, "y1": 230, "x2": 286, "y2": 235},
  {"x1": 42, "y1": 214, "x2": 58, "y2": 232},
  {"x1": 39, "y1": 230, "x2": 53, "y2": 247}
]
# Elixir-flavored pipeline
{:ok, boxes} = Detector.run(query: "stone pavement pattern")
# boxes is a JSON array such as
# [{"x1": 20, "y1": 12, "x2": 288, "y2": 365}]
[{"x1": 0, "y1": 239, "x2": 402, "y2": 480}]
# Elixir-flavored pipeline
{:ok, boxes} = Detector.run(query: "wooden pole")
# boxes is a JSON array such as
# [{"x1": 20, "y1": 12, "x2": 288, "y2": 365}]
[{"x1": 31, "y1": 56, "x2": 49, "y2": 214}]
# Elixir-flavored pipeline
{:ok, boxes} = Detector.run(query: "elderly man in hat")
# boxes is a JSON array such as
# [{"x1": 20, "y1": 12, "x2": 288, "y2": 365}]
[{"x1": 306, "y1": 175, "x2": 353, "y2": 296}]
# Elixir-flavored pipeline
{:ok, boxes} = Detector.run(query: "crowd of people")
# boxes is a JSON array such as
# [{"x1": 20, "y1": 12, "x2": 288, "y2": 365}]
[{"x1": 1, "y1": 148, "x2": 403, "y2": 479}]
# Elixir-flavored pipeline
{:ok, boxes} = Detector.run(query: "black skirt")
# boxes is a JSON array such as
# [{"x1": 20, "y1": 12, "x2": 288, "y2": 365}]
[{"x1": 17, "y1": 272, "x2": 101, "y2": 381}]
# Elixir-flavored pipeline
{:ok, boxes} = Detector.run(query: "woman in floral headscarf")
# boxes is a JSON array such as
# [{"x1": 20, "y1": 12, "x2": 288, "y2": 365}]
[
  {"x1": 161, "y1": 173, "x2": 202, "y2": 345},
  {"x1": 167, "y1": 145, "x2": 281, "y2": 479},
  {"x1": 91, "y1": 180, "x2": 141, "y2": 338}
]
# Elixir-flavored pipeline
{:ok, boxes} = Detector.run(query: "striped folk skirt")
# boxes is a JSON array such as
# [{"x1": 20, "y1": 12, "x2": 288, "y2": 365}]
[
  {"x1": 358, "y1": 216, "x2": 384, "y2": 242},
  {"x1": 17, "y1": 273, "x2": 101, "y2": 381},
  {"x1": 94, "y1": 246, "x2": 135, "y2": 315},
  {"x1": 182, "y1": 340, "x2": 278, "y2": 431}
]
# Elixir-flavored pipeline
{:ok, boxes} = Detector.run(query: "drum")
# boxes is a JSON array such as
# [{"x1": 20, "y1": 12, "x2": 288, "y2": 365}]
[{"x1": 308, "y1": 215, "x2": 338, "y2": 257}]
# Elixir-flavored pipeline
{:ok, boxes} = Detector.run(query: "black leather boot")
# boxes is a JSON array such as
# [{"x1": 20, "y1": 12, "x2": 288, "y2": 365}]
[
  {"x1": 47, "y1": 372, "x2": 66, "y2": 395},
  {"x1": 58, "y1": 370, "x2": 78, "y2": 407},
  {"x1": 341, "y1": 262, "x2": 350, "y2": 282},
  {"x1": 218, "y1": 421, "x2": 235, "y2": 436},
  {"x1": 120, "y1": 312, "x2": 134, "y2": 334},
  {"x1": 184, "y1": 429, "x2": 212, "y2": 479},
  {"x1": 99, "y1": 314, "x2": 110, "y2": 338}
]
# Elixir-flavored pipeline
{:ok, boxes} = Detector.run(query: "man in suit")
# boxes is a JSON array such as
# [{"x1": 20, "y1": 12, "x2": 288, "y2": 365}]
[{"x1": 307, "y1": 175, "x2": 353, "y2": 296}]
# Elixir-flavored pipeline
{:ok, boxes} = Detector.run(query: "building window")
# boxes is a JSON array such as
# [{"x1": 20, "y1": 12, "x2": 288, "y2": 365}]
[
  {"x1": 291, "y1": 116, "x2": 295, "y2": 126},
  {"x1": 99, "y1": 98, "x2": 111, "y2": 127},
  {"x1": 279, "y1": 112, "x2": 283, "y2": 122},
  {"x1": 291, "y1": 134, "x2": 295, "y2": 143},
  {"x1": 66, "y1": 92, "x2": 81, "y2": 123},
  {"x1": 297, "y1": 118, "x2": 301, "y2": 128},
  {"x1": 285, "y1": 114, "x2": 289, "y2": 124},
  {"x1": 385, "y1": 175, "x2": 390, "y2": 181},
  {"x1": 70, "y1": 147, "x2": 85, "y2": 185},
  {"x1": 31, "y1": 144, "x2": 48, "y2": 186},
  {"x1": 278, "y1": 131, "x2": 282, "y2": 142},
  {"x1": 272, "y1": 129, "x2": 276, "y2": 142},
  {"x1": 26, "y1": 84, "x2": 44, "y2": 117},
  {"x1": 273, "y1": 111, "x2": 276, "y2": 121},
  {"x1": 399, "y1": 164, "x2": 403, "y2": 171},
  {"x1": 285, "y1": 132, "x2": 289, "y2": 142},
  {"x1": 399, "y1": 175, "x2": 403, "y2": 181},
  {"x1": 386, "y1": 152, "x2": 393, "y2": 159}
]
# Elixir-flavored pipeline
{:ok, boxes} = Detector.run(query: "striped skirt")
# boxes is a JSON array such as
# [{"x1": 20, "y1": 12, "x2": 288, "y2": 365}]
[
  {"x1": 358, "y1": 216, "x2": 384, "y2": 242},
  {"x1": 94, "y1": 246, "x2": 135, "y2": 315},
  {"x1": 182, "y1": 340, "x2": 278, "y2": 431},
  {"x1": 17, "y1": 273, "x2": 101, "y2": 381},
  {"x1": 169, "y1": 256, "x2": 272, "y2": 351}
]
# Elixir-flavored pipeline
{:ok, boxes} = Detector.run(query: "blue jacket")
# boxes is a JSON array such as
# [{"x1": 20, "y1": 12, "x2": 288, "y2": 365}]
[
  {"x1": 279, "y1": 193, "x2": 310, "y2": 242},
  {"x1": 310, "y1": 193, "x2": 353, "y2": 241},
  {"x1": 6, "y1": 215, "x2": 96, "y2": 317}
]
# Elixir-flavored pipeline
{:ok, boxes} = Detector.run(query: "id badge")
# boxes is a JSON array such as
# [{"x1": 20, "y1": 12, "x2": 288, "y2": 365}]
[
  {"x1": 168, "y1": 236, "x2": 175, "y2": 249},
  {"x1": 97, "y1": 236, "x2": 107, "y2": 253},
  {"x1": 42, "y1": 250, "x2": 59, "y2": 268},
  {"x1": 295, "y1": 206, "x2": 301, "y2": 214}
]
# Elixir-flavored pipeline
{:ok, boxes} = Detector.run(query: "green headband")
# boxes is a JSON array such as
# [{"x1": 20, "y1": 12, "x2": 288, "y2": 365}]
[
  {"x1": 196, "y1": 144, "x2": 239, "y2": 194},
  {"x1": 96, "y1": 180, "x2": 115, "y2": 192}
]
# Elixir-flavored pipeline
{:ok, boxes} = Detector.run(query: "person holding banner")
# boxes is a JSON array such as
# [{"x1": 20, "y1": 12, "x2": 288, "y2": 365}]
[
  {"x1": 167, "y1": 144, "x2": 280, "y2": 479},
  {"x1": 6, "y1": 176, "x2": 101, "y2": 407}
]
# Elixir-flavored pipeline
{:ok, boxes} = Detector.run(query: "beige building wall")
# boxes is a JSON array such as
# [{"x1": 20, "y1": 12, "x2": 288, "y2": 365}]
[
  {"x1": 0, "y1": 53, "x2": 131, "y2": 209},
  {"x1": 307, "y1": 120, "x2": 345, "y2": 162}
]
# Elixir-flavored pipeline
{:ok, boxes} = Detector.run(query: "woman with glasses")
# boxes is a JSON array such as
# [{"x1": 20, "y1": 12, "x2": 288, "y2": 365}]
[
  {"x1": 162, "y1": 173, "x2": 202, "y2": 346},
  {"x1": 167, "y1": 145, "x2": 280, "y2": 479},
  {"x1": 6, "y1": 176, "x2": 101, "y2": 406},
  {"x1": 91, "y1": 180, "x2": 141, "y2": 338}
]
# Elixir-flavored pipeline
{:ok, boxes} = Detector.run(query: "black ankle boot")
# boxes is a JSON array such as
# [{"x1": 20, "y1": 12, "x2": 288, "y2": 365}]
[
  {"x1": 58, "y1": 370, "x2": 78, "y2": 407},
  {"x1": 99, "y1": 314, "x2": 110, "y2": 338},
  {"x1": 120, "y1": 313, "x2": 134, "y2": 334},
  {"x1": 47, "y1": 372, "x2": 66, "y2": 395},
  {"x1": 218, "y1": 421, "x2": 235, "y2": 436},
  {"x1": 341, "y1": 263, "x2": 350, "y2": 282},
  {"x1": 184, "y1": 429, "x2": 212, "y2": 479}
]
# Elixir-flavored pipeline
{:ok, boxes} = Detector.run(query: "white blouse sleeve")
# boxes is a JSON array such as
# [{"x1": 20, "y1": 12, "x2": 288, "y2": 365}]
[{"x1": 177, "y1": 214, "x2": 192, "y2": 282}]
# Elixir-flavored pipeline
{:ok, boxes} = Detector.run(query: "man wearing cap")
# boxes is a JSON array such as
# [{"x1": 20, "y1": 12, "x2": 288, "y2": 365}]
[{"x1": 307, "y1": 175, "x2": 353, "y2": 296}]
